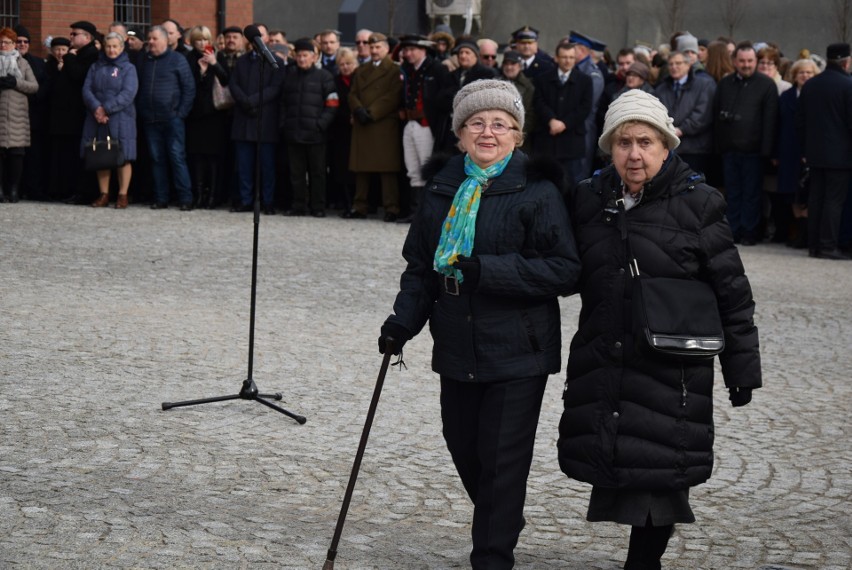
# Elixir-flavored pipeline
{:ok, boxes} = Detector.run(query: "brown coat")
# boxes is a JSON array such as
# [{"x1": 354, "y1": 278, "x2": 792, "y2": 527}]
[
  {"x1": 348, "y1": 57, "x2": 402, "y2": 173},
  {"x1": 0, "y1": 56, "x2": 38, "y2": 149}
]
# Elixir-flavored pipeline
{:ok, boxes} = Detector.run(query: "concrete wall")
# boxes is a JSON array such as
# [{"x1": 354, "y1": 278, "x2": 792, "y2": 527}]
[{"x1": 255, "y1": 0, "x2": 849, "y2": 58}]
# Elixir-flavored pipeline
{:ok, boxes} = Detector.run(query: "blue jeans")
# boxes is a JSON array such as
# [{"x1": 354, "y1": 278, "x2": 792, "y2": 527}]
[
  {"x1": 235, "y1": 141, "x2": 276, "y2": 207},
  {"x1": 722, "y1": 152, "x2": 763, "y2": 239},
  {"x1": 144, "y1": 118, "x2": 192, "y2": 205}
]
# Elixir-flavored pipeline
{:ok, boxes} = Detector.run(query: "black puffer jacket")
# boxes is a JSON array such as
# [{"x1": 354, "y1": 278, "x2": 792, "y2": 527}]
[
  {"x1": 279, "y1": 65, "x2": 337, "y2": 145},
  {"x1": 557, "y1": 155, "x2": 761, "y2": 492},
  {"x1": 385, "y1": 152, "x2": 581, "y2": 382}
]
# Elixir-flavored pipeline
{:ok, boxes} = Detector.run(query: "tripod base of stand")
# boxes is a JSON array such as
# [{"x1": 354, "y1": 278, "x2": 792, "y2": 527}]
[{"x1": 162, "y1": 378, "x2": 307, "y2": 424}]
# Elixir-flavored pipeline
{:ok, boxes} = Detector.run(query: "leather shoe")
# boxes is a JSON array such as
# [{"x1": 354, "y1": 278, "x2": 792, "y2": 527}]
[
  {"x1": 311, "y1": 209, "x2": 326, "y2": 218},
  {"x1": 284, "y1": 208, "x2": 307, "y2": 216},
  {"x1": 383, "y1": 212, "x2": 398, "y2": 222},
  {"x1": 150, "y1": 202, "x2": 168, "y2": 210},
  {"x1": 341, "y1": 209, "x2": 367, "y2": 219},
  {"x1": 818, "y1": 249, "x2": 852, "y2": 260},
  {"x1": 115, "y1": 194, "x2": 129, "y2": 209},
  {"x1": 179, "y1": 203, "x2": 193, "y2": 211},
  {"x1": 91, "y1": 193, "x2": 109, "y2": 208},
  {"x1": 230, "y1": 203, "x2": 253, "y2": 212},
  {"x1": 396, "y1": 214, "x2": 414, "y2": 224}
]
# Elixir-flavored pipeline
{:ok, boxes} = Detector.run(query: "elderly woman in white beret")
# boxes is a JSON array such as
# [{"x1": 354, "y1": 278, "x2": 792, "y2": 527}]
[
  {"x1": 378, "y1": 79, "x2": 580, "y2": 568},
  {"x1": 558, "y1": 89, "x2": 762, "y2": 569}
]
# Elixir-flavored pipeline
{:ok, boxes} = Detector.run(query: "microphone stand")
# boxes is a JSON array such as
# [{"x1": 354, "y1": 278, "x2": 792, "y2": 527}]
[{"x1": 162, "y1": 51, "x2": 305, "y2": 424}]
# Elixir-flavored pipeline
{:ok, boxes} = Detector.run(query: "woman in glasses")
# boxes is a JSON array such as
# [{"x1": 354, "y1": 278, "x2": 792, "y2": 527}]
[
  {"x1": 378, "y1": 79, "x2": 580, "y2": 568},
  {"x1": 0, "y1": 27, "x2": 38, "y2": 203}
]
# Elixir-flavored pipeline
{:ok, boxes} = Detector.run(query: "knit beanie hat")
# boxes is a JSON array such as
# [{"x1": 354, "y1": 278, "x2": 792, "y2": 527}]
[
  {"x1": 452, "y1": 79, "x2": 525, "y2": 135},
  {"x1": 598, "y1": 89, "x2": 680, "y2": 154}
]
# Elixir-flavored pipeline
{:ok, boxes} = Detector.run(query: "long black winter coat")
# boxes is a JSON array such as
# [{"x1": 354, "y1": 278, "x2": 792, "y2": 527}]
[
  {"x1": 796, "y1": 64, "x2": 852, "y2": 170},
  {"x1": 558, "y1": 155, "x2": 761, "y2": 492},
  {"x1": 46, "y1": 41, "x2": 99, "y2": 136},
  {"x1": 229, "y1": 51, "x2": 285, "y2": 144},
  {"x1": 385, "y1": 152, "x2": 581, "y2": 382},
  {"x1": 532, "y1": 68, "x2": 594, "y2": 160},
  {"x1": 279, "y1": 64, "x2": 337, "y2": 145}
]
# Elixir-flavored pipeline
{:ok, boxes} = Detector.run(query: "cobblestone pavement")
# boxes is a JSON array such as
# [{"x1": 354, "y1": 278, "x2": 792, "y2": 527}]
[{"x1": 1, "y1": 202, "x2": 850, "y2": 570}]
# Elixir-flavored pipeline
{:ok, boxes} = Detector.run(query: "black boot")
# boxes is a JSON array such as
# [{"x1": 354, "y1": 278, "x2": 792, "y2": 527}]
[
  {"x1": 624, "y1": 522, "x2": 673, "y2": 570},
  {"x1": 7, "y1": 154, "x2": 22, "y2": 203},
  {"x1": 788, "y1": 218, "x2": 808, "y2": 249}
]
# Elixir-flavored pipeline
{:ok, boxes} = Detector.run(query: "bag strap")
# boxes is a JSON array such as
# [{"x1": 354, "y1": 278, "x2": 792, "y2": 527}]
[{"x1": 608, "y1": 185, "x2": 640, "y2": 277}]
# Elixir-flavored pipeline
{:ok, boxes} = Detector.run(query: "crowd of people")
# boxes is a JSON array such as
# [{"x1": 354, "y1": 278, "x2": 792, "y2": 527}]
[{"x1": 1, "y1": 19, "x2": 850, "y2": 255}]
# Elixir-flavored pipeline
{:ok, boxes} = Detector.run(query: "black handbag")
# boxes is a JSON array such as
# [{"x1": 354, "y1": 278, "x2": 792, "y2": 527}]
[
  {"x1": 84, "y1": 125, "x2": 125, "y2": 171},
  {"x1": 616, "y1": 196, "x2": 725, "y2": 361}
]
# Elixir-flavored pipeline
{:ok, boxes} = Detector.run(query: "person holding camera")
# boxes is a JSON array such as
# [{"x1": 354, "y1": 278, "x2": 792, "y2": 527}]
[{"x1": 712, "y1": 41, "x2": 778, "y2": 245}]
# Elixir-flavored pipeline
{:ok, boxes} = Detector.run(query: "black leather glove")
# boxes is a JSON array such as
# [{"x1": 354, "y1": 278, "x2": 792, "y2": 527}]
[
  {"x1": 454, "y1": 255, "x2": 481, "y2": 289},
  {"x1": 354, "y1": 107, "x2": 373, "y2": 125},
  {"x1": 378, "y1": 321, "x2": 411, "y2": 355},
  {"x1": 0, "y1": 76, "x2": 15, "y2": 89},
  {"x1": 729, "y1": 387, "x2": 752, "y2": 407}
]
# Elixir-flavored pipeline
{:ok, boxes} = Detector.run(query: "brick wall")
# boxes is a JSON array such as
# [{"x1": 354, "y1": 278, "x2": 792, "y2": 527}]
[{"x1": 20, "y1": 0, "x2": 253, "y2": 57}]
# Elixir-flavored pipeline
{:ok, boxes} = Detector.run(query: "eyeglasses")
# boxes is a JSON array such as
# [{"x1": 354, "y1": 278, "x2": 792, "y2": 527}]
[
  {"x1": 0, "y1": 40, "x2": 13, "y2": 46},
  {"x1": 758, "y1": 60, "x2": 776, "y2": 67},
  {"x1": 464, "y1": 120, "x2": 515, "y2": 135}
]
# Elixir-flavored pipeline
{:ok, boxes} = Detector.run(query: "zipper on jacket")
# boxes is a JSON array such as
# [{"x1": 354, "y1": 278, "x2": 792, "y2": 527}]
[{"x1": 680, "y1": 364, "x2": 687, "y2": 408}]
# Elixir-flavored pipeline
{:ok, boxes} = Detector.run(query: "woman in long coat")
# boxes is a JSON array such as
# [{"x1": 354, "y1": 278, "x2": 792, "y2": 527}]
[
  {"x1": 346, "y1": 33, "x2": 403, "y2": 221},
  {"x1": 81, "y1": 32, "x2": 138, "y2": 208},
  {"x1": 185, "y1": 25, "x2": 229, "y2": 209},
  {"x1": 558, "y1": 90, "x2": 761, "y2": 569},
  {"x1": 0, "y1": 27, "x2": 38, "y2": 203}
]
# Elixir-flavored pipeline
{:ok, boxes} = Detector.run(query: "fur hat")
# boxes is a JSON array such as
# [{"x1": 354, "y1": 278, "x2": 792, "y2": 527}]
[
  {"x1": 69, "y1": 20, "x2": 97, "y2": 37},
  {"x1": 452, "y1": 79, "x2": 525, "y2": 135},
  {"x1": 598, "y1": 90, "x2": 680, "y2": 154}
]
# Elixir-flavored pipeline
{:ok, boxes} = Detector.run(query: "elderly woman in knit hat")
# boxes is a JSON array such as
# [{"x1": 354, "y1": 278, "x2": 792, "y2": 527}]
[
  {"x1": 379, "y1": 79, "x2": 580, "y2": 568},
  {"x1": 558, "y1": 89, "x2": 762, "y2": 569},
  {"x1": 0, "y1": 26, "x2": 38, "y2": 203}
]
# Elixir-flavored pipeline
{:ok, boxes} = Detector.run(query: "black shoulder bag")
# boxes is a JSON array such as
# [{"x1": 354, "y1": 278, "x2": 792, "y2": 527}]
[
  {"x1": 616, "y1": 195, "x2": 725, "y2": 361},
  {"x1": 84, "y1": 124, "x2": 126, "y2": 172}
]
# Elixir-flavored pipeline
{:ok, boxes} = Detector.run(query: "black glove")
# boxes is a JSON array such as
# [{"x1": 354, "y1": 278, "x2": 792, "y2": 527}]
[
  {"x1": 0, "y1": 75, "x2": 16, "y2": 89},
  {"x1": 378, "y1": 321, "x2": 411, "y2": 355},
  {"x1": 240, "y1": 101, "x2": 257, "y2": 117},
  {"x1": 729, "y1": 387, "x2": 752, "y2": 407},
  {"x1": 454, "y1": 255, "x2": 481, "y2": 289},
  {"x1": 354, "y1": 107, "x2": 373, "y2": 125}
]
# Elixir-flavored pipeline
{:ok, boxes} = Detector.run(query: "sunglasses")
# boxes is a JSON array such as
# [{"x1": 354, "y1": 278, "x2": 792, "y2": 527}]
[
  {"x1": 16, "y1": 39, "x2": 29, "y2": 44},
  {"x1": 482, "y1": 54, "x2": 497, "y2": 59}
]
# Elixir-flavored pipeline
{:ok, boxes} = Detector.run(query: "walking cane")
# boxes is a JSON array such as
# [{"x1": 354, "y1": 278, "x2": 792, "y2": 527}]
[{"x1": 323, "y1": 340, "x2": 395, "y2": 570}]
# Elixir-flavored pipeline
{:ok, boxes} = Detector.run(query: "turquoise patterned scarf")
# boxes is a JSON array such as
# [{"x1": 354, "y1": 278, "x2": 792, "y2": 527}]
[{"x1": 434, "y1": 152, "x2": 513, "y2": 281}]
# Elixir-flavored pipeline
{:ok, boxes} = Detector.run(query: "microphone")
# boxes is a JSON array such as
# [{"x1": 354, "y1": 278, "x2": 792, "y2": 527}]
[{"x1": 243, "y1": 25, "x2": 280, "y2": 69}]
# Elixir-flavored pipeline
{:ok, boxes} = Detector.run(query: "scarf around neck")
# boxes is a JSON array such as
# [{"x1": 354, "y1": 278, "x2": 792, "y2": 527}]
[
  {"x1": 433, "y1": 152, "x2": 513, "y2": 281},
  {"x1": 0, "y1": 50, "x2": 22, "y2": 79}
]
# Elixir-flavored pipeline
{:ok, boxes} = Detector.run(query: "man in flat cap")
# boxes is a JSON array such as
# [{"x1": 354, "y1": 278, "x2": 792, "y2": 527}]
[
  {"x1": 512, "y1": 26, "x2": 555, "y2": 80},
  {"x1": 796, "y1": 42, "x2": 852, "y2": 259},
  {"x1": 568, "y1": 30, "x2": 606, "y2": 178},
  {"x1": 47, "y1": 21, "x2": 100, "y2": 203}
]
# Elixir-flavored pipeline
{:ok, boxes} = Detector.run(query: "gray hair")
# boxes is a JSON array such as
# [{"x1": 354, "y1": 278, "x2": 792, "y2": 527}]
[
  {"x1": 104, "y1": 31, "x2": 125, "y2": 44},
  {"x1": 148, "y1": 25, "x2": 167, "y2": 40}
]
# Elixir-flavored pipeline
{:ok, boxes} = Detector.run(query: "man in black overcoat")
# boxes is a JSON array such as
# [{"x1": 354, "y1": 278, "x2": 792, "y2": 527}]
[
  {"x1": 796, "y1": 43, "x2": 852, "y2": 260},
  {"x1": 533, "y1": 41, "x2": 593, "y2": 191}
]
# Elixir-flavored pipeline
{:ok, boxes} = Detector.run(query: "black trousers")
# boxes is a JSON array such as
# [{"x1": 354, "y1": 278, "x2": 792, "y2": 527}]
[
  {"x1": 288, "y1": 142, "x2": 327, "y2": 213},
  {"x1": 808, "y1": 167, "x2": 852, "y2": 252},
  {"x1": 440, "y1": 375, "x2": 548, "y2": 570}
]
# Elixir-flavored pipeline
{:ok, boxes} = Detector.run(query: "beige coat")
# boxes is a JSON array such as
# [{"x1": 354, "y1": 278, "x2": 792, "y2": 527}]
[
  {"x1": 0, "y1": 55, "x2": 38, "y2": 149},
  {"x1": 348, "y1": 57, "x2": 402, "y2": 173}
]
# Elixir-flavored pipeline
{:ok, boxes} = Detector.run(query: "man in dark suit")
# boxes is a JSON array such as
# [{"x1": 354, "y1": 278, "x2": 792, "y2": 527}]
[
  {"x1": 797, "y1": 43, "x2": 852, "y2": 260},
  {"x1": 512, "y1": 26, "x2": 555, "y2": 80},
  {"x1": 533, "y1": 41, "x2": 593, "y2": 190}
]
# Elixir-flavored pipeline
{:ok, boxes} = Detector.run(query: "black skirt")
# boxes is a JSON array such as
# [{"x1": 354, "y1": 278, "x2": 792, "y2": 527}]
[{"x1": 586, "y1": 486, "x2": 696, "y2": 527}]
